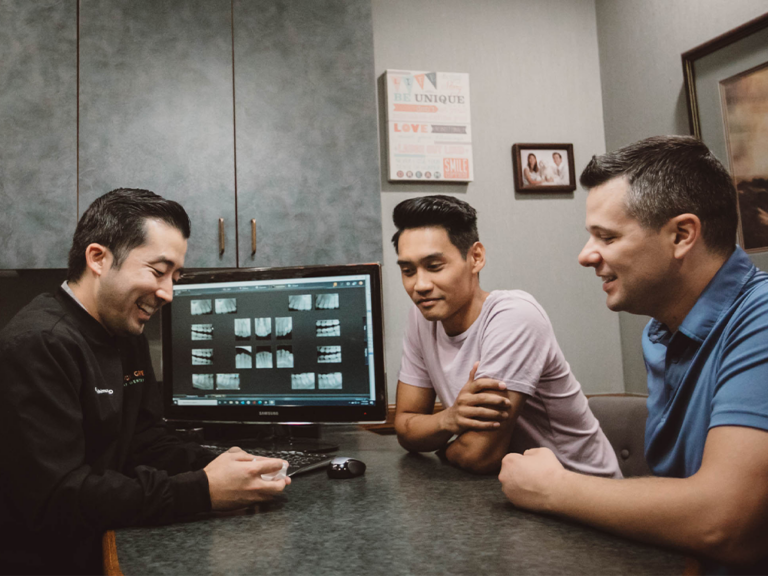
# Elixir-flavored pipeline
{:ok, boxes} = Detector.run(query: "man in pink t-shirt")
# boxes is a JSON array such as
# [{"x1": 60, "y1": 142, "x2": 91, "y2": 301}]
[{"x1": 392, "y1": 195, "x2": 620, "y2": 477}]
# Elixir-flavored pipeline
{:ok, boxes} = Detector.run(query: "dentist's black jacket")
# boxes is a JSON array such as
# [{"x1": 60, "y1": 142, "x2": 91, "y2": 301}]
[{"x1": 0, "y1": 288, "x2": 215, "y2": 574}]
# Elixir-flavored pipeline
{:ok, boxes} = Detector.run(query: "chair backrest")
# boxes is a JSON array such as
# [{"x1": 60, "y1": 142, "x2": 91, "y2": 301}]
[{"x1": 588, "y1": 394, "x2": 652, "y2": 477}]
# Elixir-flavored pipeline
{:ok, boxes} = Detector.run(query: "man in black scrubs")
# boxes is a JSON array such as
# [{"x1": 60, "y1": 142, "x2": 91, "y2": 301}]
[{"x1": 0, "y1": 189, "x2": 289, "y2": 575}]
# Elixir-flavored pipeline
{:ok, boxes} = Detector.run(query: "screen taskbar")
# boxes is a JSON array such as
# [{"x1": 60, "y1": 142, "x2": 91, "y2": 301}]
[{"x1": 174, "y1": 396, "x2": 377, "y2": 407}]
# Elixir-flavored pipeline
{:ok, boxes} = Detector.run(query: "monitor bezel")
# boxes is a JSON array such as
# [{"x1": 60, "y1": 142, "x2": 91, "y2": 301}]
[{"x1": 162, "y1": 262, "x2": 387, "y2": 424}]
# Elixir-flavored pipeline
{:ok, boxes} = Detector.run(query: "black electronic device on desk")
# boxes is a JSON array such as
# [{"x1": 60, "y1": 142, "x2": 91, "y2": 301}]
[{"x1": 161, "y1": 262, "x2": 387, "y2": 460}]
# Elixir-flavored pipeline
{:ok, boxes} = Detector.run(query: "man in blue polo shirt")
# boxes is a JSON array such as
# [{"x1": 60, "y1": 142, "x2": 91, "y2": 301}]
[{"x1": 498, "y1": 136, "x2": 768, "y2": 574}]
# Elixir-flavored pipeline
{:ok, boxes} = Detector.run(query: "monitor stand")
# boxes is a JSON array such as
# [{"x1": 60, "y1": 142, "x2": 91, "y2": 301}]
[{"x1": 204, "y1": 423, "x2": 339, "y2": 454}]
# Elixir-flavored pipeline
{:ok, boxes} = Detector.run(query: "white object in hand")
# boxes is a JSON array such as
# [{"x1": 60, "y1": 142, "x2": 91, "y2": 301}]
[{"x1": 260, "y1": 461, "x2": 288, "y2": 481}]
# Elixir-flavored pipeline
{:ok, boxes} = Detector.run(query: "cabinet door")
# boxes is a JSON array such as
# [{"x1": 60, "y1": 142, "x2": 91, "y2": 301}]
[
  {"x1": 0, "y1": 1, "x2": 77, "y2": 269},
  {"x1": 79, "y1": 0, "x2": 237, "y2": 268},
  {"x1": 234, "y1": 0, "x2": 382, "y2": 268}
]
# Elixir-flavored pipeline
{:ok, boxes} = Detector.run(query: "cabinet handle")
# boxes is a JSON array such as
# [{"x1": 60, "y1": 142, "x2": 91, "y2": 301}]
[
  {"x1": 219, "y1": 218, "x2": 225, "y2": 255},
  {"x1": 251, "y1": 219, "x2": 257, "y2": 255}
]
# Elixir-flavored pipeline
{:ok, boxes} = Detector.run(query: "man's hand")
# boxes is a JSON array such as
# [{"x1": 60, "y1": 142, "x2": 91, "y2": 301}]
[
  {"x1": 441, "y1": 362, "x2": 511, "y2": 435},
  {"x1": 204, "y1": 450, "x2": 291, "y2": 511},
  {"x1": 499, "y1": 447, "x2": 568, "y2": 512}
]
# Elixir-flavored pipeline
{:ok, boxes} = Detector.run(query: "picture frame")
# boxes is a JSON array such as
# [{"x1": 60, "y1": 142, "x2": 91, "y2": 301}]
[
  {"x1": 512, "y1": 143, "x2": 575, "y2": 193},
  {"x1": 682, "y1": 12, "x2": 768, "y2": 253}
]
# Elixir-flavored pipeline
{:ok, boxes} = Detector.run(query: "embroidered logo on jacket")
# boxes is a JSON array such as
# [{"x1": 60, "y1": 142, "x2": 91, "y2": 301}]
[
  {"x1": 124, "y1": 370, "x2": 145, "y2": 387},
  {"x1": 95, "y1": 387, "x2": 114, "y2": 395}
]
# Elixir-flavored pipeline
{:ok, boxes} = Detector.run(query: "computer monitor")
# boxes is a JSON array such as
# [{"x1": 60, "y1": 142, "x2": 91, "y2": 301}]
[{"x1": 162, "y1": 263, "x2": 387, "y2": 441}]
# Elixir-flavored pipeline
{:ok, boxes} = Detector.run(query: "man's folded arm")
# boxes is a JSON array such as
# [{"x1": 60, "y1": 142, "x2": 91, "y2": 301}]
[
  {"x1": 445, "y1": 386, "x2": 526, "y2": 474},
  {"x1": 393, "y1": 381, "x2": 454, "y2": 452},
  {"x1": 394, "y1": 377, "x2": 523, "y2": 474}
]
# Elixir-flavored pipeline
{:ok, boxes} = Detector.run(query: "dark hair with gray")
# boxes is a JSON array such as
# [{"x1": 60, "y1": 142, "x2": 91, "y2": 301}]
[
  {"x1": 391, "y1": 195, "x2": 479, "y2": 257},
  {"x1": 67, "y1": 188, "x2": 191, "y2": 282},
  {"x1": 579, "y1": 135, "x2": 737, "y2": 255}
]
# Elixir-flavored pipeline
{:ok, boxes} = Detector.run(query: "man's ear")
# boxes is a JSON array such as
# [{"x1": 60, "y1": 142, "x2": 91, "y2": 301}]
[
  {"x1": 468, "y1": 241, "x2": 486, "y2": 274},
  {"x1": 667, "y1": 213, "x2": 702, "y2": 260},
  {"x1": 84, "y1": 243, "x2": 112, "y2": 278}
]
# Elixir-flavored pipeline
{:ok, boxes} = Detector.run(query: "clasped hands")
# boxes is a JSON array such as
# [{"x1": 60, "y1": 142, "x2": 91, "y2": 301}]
[
  {"x1": 441, "y1": 362, "x2": 512, "y2": 435},
  {"x1": 440, "y1": 362, "x2": 568, "y2": 511}
]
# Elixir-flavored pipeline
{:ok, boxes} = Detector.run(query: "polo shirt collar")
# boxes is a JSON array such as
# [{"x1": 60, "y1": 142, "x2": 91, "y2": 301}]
[{"x1": 648, "y1": 247, "x2": 755, "y2": 344}]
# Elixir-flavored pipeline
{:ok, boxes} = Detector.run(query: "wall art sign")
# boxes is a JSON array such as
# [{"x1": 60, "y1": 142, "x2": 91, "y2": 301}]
[{"x1": 384, "y1": 69, "x2": 473, "y2": 183}]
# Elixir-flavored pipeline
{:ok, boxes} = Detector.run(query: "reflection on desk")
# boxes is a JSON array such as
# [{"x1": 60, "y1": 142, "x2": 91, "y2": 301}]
[{"x1": 108, "y1": 427, "x2": 686, "y2": 575}]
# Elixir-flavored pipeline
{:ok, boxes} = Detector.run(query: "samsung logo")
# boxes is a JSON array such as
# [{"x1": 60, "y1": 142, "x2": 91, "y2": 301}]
[{"x1": 259, "y1": 411, "x2": 279, "y2": 416}]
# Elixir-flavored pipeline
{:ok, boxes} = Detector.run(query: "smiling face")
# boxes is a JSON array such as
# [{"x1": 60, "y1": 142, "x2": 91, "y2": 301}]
[
  {"x1": 396, "y1": 226, "x2": 484, "y2": 335},
  {"x1": 95, "y1": 219, "x2": 187, "y2": 336},
  {"x1": 578, "y1": 177, "x2": 676, "y2": 316},
  {"x1": 527, "y1": 154, "x2": 537, "y2": 169}
]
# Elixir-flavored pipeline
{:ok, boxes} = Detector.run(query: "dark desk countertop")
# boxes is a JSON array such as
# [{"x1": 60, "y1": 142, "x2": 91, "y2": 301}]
[{"x1": 114, "y1": 428, "x2": 685, "y2": 575}]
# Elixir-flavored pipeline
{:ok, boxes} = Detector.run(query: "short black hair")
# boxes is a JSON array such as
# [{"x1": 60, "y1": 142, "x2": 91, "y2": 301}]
[
  {"x1": 67, "y1": 188, "x2": 191, "y2": 282},
  {"x1": 580, "y1": 135, "x2": 737, "y2": 255},
  {"x1": 391, "y1": 195, "x2": 478, "y2": 257}
]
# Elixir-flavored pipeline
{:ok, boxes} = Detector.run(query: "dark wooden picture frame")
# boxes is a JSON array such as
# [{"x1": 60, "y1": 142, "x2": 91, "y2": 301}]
[
  {"x1": 682, "y1": 12, "x2": 768, "y2": 253},
  {"x1": 682, "y1": 12, "x2": 768, "y2": 139},
  {"x1": 512, "y1": 143, "x2": 575, "y2": 193}
]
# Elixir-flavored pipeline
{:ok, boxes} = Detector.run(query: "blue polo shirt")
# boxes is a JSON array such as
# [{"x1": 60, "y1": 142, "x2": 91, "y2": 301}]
[{"x1": 643, "y1": 247, "x2": 768, "y2": 478}]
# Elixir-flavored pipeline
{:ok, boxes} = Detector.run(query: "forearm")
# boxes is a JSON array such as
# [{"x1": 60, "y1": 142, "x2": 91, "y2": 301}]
[
  {"x1": 79, "y1": 467, "x2": 211, "y2": 529},
  {"x1": 446, "y1": 390, "x2": 522, "y2": 474},
  {"x1": 128, "y1": 424, "x2": 216, "y2": 473},
  {"x1": 548, "y1": 472, "x2": 764, "y2": 563},
  {"x1": 445, "y1": 427, "x2": 513, "y2": 474},
  {"x1": 395, "y1": 411, "x2": 454, "y2": 453}
]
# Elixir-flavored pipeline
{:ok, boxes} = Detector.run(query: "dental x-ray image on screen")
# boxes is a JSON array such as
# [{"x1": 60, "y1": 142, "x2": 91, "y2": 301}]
[
  {"x1": 215, "y1": 298, "x2": 237, "y2": 314},
  {"x1": 254, "y1": 317, "x2": 271, "y2": 339},
  {"x1": 316, "y1": 319, "x2": 340, "y2": 337},
  {"x1": 288, "y1": 294, "x2": 312, "y2": 311},
  {"x1": 192, "y1": 349, "x2": 213, "y2": 365},
  {"x1": 318, "y1": 372, "x2": 342, "y2": 390},
  {"x1": 191, "y1": 323, "x2": 213, "y2": 341},
  {"x1": 163, "y1": 263, "x2": 386, "y2": 424},
  {"x1": 255, "y1": 346, "x2": 273, "y2": 368},
  {"x1": 315, "y1": 293, "x2": 339, "y2": 310},
  {"x1": 234, "y1": 318, "x2": 251, "y2": 341},
  {"x1": 235, "y1": 346, "x2": 252, "y2": 369},
  {"x1": 276, "y1": 345, "x2": 294, "y2": 368},
  {"x1": 275, "y1": 317, "x2": 292, "y2": 339},
  {"x1": 317, "y1": 346, "x2": 341, "y2": 363},
  {"x1": 291, "y1": 372, "x2": 315, "y2": 390},
  {"x1": 190, "y1": 299, "x2": 212, "y2": 316},
  {"x1": 216, "y1": 373, "x2": 240, "y2": 390},
  {"x1": 192, "y1": 374, "x2": 214, "y2": 391}
]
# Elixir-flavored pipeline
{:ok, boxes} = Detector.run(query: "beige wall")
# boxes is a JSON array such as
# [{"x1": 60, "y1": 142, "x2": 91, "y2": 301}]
[
  {"x1": 372, "y1": 0, "x2": 625, "y2": 403},
  {"x1": 594, "y1": 0, "x2": 768, "y2": 393}
]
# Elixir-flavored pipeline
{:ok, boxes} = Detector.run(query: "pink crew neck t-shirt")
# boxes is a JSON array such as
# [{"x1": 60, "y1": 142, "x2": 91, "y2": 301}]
[{"x1": 398, "y1": 290, "x2": 621, "y2": 478}]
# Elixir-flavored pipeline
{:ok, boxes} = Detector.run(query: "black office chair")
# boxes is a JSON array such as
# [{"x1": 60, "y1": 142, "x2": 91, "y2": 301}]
[{"x1": 588, "y1": 394, "x2": 652, "y2": 478}]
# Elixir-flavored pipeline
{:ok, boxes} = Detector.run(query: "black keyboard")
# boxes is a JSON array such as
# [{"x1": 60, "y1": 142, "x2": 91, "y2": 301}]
[{"x1": 201, "y1": 444, "x2": 334, "y2": 477}]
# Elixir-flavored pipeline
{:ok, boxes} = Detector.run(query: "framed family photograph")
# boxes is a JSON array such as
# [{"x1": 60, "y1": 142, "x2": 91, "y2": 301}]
[
  {"x1": 512, "y1": 143, "x2": 575, "y2": 193},
  {"x1": 682, "y1": 12, "x2": 768, "y2": 253}
]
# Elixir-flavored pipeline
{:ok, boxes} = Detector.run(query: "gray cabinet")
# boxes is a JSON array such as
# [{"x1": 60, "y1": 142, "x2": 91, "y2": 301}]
[
  {"x1": 0, "y1": 1, "x2": 77, "y2": 269},
  {"x1": 4, "y1": 0, "x2": 381, "y2": 270},
  {"x1": 79, "y1": 0, "x2": 237, "y2": 268},
  {"x1": 233, "y1": 0, "x2": 382, "y2": 268}
]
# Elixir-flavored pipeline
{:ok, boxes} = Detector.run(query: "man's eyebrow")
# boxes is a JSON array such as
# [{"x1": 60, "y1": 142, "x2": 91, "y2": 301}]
[
  {"x1": 396, "y1": 252, "x2": 444, "y2": 267},
  {"x1": 585, "y1": 225, "x2": 615, "y2": 234},
  {"x1": 148, "y1": 257, "x2": 177, "y2": 268}
]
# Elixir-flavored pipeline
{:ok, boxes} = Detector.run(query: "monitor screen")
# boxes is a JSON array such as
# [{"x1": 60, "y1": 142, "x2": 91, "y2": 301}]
[{"x1": 162, "y1": 263, "x2": 387, "y2": 425}]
